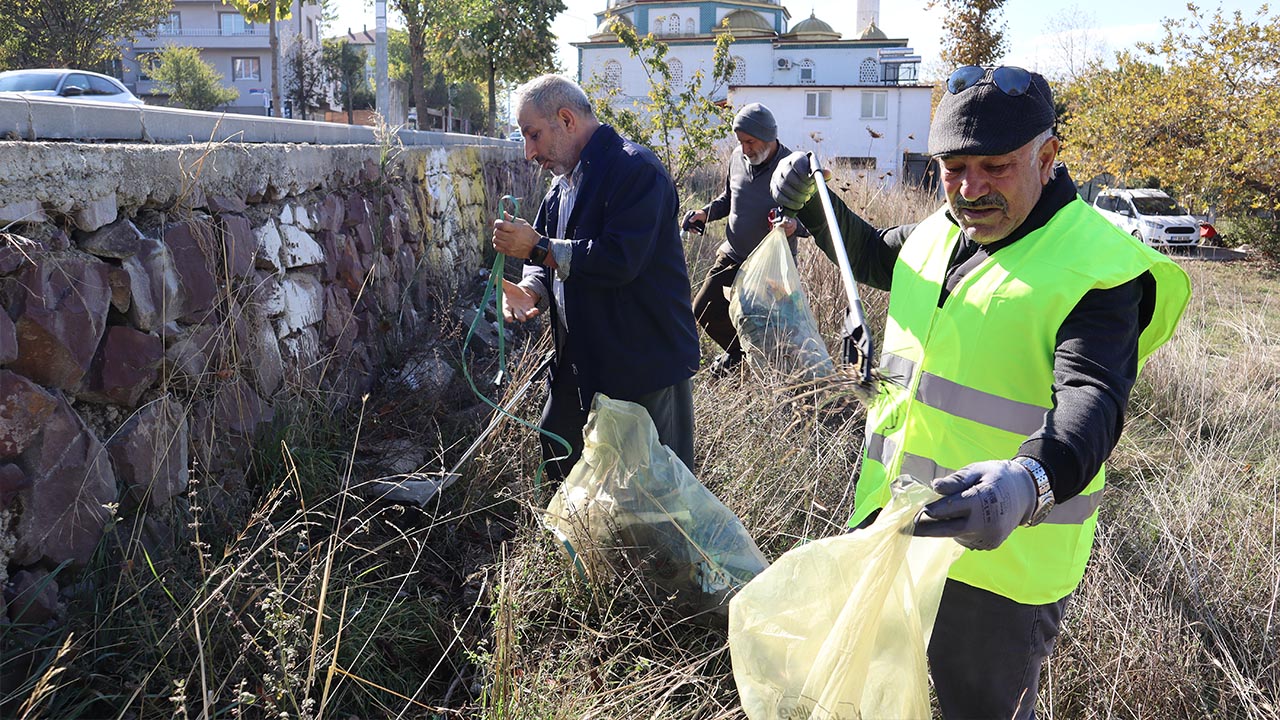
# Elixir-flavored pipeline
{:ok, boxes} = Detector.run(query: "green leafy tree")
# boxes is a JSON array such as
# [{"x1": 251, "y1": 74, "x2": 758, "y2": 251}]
[
  {"x1": 437, "y1": 0, "x2": 564, "y2": 136},
  {"x1": 585, "y1": 17, "x2": 735, "y2": 187},
  {"x1": 389, "y1": 0, "x2": 446, "y2": 130},
  {"x1": 927, "y1": 0, "x2": 1009, "y2": 68},
  {"x1": 0, "y1": 0, "x2": 172, "y2": 69},
  {"x1": 322, "y1": 37, "x2": 368, "y2": 124},
  {"x1": 1059, "y1": 4, "x2": 1280, "y2": 238},
  {"x1": 151, "y1": 44, "x2": 238, "y2": 111},
  {"x1": 221, "y1": 0, "x2": 291, "y2": 117},
  {"x1": 283, "y1": 35, "x2": 324, "y2": 120}
]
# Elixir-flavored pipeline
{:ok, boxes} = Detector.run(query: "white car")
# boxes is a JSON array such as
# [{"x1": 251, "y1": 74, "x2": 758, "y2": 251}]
[
  {"x1": 0, "y1": 68, "x2": 145, "y2": 106},
  {"x1": 1093, "y1": 188, "x2": 1200, "y2": 247}
]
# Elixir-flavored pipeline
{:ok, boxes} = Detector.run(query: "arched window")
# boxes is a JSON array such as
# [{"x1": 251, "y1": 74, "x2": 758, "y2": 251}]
[
  {"x1": 800, "y1": 58, "x2": 815, "y2": 84},
  {"x1": 860, "y1": 58, "x2": 879, "y2": 84},
  {"x1": 670, "y1": 58, "x2": 684, "y2": 86},
  {"x1": 685, "y1": 18, "x2": 695, "y2": 34},
  {"x1": 604, "y1": 60, "x2": 622, "y2": 89},
  {"x1": 730, "y1": 55, "x2": 746, "y2": 85},
  {"x1": 652, "y1": 17, "x2": 662, "y2": 35},
  {"x1": 667, "y1": 13, "x2": 681, "y2": 35}
]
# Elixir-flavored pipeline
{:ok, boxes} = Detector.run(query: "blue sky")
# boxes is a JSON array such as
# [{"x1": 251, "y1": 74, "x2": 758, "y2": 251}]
[{"x1": 332, "y1": 0, "x2": 1267, "y2": 78}]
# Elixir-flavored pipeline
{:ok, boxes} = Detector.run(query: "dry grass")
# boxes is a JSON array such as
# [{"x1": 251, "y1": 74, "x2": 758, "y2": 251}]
[{"x1": 5, "y1": 173, "x2": 1278, "y2": 719}]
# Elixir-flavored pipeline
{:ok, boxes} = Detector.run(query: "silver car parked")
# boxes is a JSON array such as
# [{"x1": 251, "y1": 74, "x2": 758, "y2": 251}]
[{"x1": 0, "y1": 68, "x2": 145, "y2": 106}]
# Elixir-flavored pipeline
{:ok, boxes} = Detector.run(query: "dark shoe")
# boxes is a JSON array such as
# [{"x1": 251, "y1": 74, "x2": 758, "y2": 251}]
[{"x1": 706, "y1": 351, "x2": 743, "y2": 377}]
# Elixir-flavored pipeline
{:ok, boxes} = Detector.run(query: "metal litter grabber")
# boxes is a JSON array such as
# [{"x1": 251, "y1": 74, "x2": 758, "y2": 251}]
[{"x1": 808, "y1": 153, "x2": 879, "y2": 398}]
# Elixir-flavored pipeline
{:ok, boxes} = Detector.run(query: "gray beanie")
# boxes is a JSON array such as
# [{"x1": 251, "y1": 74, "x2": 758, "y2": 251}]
[
  {"x1": 733, "y1": 102, "x2": 777, "y2": 143},
  {"x1": 928, "y1": 69, "x2": 1055, "y2": 156}
]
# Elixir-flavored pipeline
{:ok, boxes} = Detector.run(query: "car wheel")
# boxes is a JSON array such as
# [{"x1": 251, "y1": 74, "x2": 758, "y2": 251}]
[{"x1": 1131, "y1": 230, "x2": 1148, "y2": 245}]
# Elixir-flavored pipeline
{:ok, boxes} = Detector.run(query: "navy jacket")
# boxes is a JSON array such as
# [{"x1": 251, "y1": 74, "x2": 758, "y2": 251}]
[{"x1": 522, "y1": 124, "x2": 700, "y2": 408}]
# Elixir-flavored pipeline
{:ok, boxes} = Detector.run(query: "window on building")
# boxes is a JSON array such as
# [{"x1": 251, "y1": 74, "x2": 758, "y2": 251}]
[
  {"x1": 805, "y1": 90, "x2": 831, "y2": 118},
  {"x1": 137, "y1": 53, "x2": 161, "y2": 81},
  {"x1": 603, "y1": 60, "x2": 622, "y2": 89},
  {"x1": 669, "y1": 58, "x2": 684, "y2": 87},
  {"x1": 799, "y1": 58, "x2": 815, "y2": 84},
  {"x1": 686, "y1": 18, "x2": 695, "y2": 34},
  {"x1": 233, "y1": 57, "x2": 261, "y2": 81},
  {"x1": 220, "y1": 13, "x2": 255, "y2": 35},
  {"x1": 859, "y1": 58, "x2": 879, "y2": 84},
  {"x1": 861, "y1": 91, "x2": 887, "y2": 119},
  {"x1": 730, "y1": 56, "x2": 746, "y2": 85},
  {"x1": 158, "y1": 11, "x2": 181, "y2": 34},
  {"x1": 667, "y1": 13, "x2": 681, "y2": 35},
  {"x1": 652, "y1": 17, "x2": 662, "y2": 35},
  {"x1": 882, "y1": 62, "x2": 919, "y2": 84}
]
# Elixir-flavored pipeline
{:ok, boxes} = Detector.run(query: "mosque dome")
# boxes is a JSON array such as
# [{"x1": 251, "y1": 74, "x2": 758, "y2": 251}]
[
  {"x1": 590, "y1": 13, "x2": 633, "y2": 40},
  {"x1": 857, "y1": 21, "x2": 889, "y2": 41},
  {"x1": 784, "y1": 11, "x2": 841, "y2": 40},
  {"x1": 718, "y1": 9, "x2": 773, "y2": 36}
]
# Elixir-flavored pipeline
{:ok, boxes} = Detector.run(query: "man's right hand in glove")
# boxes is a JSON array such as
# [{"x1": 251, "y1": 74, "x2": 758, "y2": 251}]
[
  {"x1": 682, "y1": 209, "x2": 707, "y2": 235},
  {"x1": 771, "y1": 151, "x2": 828, "y2": 212}
]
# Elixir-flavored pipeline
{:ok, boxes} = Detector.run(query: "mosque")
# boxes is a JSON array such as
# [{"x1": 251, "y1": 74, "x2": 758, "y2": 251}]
[{"x1": 573, "y1": 0, "x2": 933, "y2": 184}]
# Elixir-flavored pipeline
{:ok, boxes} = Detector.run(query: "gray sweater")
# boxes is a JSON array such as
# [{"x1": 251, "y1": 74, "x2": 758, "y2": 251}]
[{"x1": 703, "y1": 142, "x2": 807, "y2": 262}]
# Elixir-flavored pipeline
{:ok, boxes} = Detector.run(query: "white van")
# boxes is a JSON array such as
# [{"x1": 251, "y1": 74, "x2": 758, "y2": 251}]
[{"x1": 1092, "y1": 189, "x2": 1200, "y2": 247}]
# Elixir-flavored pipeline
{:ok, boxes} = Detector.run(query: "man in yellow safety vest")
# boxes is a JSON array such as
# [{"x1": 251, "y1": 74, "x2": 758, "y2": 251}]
[{"x1": 771, "y1": 66, "x2": 1191, "y2": 718}]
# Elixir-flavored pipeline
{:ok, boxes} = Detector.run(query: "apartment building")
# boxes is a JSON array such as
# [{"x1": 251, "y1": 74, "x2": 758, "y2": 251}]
[{"x1": 119, "y1": 0, "x2": 325, "y2": 115}]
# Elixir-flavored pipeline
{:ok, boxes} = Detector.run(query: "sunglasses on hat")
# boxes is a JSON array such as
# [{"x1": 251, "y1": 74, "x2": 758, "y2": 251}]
[{"x1": 946, "y1": 65, "x2": 1032, "y2": 97}]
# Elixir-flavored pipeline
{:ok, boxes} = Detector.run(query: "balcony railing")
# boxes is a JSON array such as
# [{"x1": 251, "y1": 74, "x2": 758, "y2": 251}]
[{"x1": 155, "y1": 28, "x2": 270, "y2": 37}]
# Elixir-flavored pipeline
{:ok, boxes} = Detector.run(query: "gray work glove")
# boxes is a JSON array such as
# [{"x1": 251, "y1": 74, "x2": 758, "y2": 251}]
[
  {"x1": 770, "y1": 151, "x2": 817, "y2": 212},
  {"x1": 913, "y1": 460, "x2": 1037, "y2": 551}
]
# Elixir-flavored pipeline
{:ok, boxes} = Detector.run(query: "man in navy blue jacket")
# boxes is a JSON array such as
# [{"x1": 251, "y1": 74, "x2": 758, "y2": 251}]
[{"x1": 492, "y1": 74, "x2": 701, "y2": 483}]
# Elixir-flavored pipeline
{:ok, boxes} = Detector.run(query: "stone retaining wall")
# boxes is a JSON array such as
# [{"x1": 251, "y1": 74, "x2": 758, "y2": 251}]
[{"x1": 0, "y1": 139, "x2": 539, "y2": 624}]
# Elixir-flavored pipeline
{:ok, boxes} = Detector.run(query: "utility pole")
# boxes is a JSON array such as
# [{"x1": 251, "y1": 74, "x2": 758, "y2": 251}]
[{"x1": 376, "y1": 0, "x2": 389, "y2": 117}]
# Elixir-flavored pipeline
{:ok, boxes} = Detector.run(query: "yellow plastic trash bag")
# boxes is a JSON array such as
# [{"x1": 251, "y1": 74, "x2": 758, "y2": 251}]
[
  {"x1": 728, "y1": 476, "x2": 964, "y2": 719},
  {"x1": 730, "y1": 225, "x2": 835, "y2": 380},
  {"x1": 544, "y1": 394, "x2": 769, "y2": 620}
]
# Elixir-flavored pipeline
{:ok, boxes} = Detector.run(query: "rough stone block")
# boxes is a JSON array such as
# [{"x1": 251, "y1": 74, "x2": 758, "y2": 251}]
[
  {"x1": 220, "y1": 214, "x2": 256, "y2": 279},
  {"x1": 76, "y1": 218, "x2": 144, "y2": 259},
  {"x1": 213, "y1": 377, "x2": 273, "y2": 435},
  {"x1": 0, "y1": 462, "x2": 29, "y2": 511},
  {"x1": 343, "y1": 193, "x2": 368, "y2": 229},
  {"x1": 164, "y1": 324, "x2": 220, "y2": 385},
  {"x1": 0, "y1": 370, "x2": 57, "y2": 459},
  {"x1": 13, "y1": 395, "x2": 117, "y2": 568},
  {"x1": 7, "y1": 569, "x2": 59, "y2": 625},
  {"x1": 207, "y1": 195, "x2": 247, "y2": 214},
  {"x1": 81, "y1": 326, "x2": 163, "y2": 407},
  {"x1": 121, "y1": 235, "x2": 181, "y2": 332},
  {"x1": 163, "y1": 221, "x2": 218, "y2": 322},
  {"x1": 72, "y1": 194, "x2": 119, "y2": 233},
  {"x1": 0, "y1": 200, "x2": 46, "y2": 225},
  {"x1": 254, "y1": 220, "x2": 285, "y2": 272},
  {"x1": 8, "y1": 254, "x2": 111, "y2": 390},
  {"x1": 107, "y1": 396, "x2": 189, "y2": 511},
  {"x1": 0, "y1": 310, "x2": 16, "y2": 365},
  {"x1": 276, "y1": 273, "x2": 324, "y2": 337},
  {"x1": 233, "y1": 302, "x2": 283, "y2": 397},
  {"x1": 280, "y1": 224, "x2": 325, "y2": 269}
]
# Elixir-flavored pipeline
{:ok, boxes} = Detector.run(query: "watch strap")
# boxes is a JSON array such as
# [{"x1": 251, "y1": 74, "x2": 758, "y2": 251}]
[{"x1": 527, "y1": 236, "x2": 550, "y2": 265}]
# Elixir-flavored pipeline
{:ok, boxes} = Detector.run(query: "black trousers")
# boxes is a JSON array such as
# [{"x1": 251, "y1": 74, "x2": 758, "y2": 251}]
[
  {"x1": 691, "y1": 252, "x2": 743, "y2": 359},
  {"x1": 538, "y1": 369, "x2": 695, "y2": 485},
  {"x1": 928, "y1": 579, "x2": 1069, "y2": 720}
]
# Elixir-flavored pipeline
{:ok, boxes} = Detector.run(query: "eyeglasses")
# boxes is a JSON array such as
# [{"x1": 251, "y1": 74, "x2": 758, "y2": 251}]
[{"x1": 946, "y1": 65, "x2": 1032, "y2": 97}]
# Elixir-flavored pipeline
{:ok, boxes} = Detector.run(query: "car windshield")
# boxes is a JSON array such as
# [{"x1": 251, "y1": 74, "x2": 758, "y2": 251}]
[
  {"x1": 0, "y1": 74, "x2": 61, "y2": 92},
  {"x1": 1133, "y1": 196, "x2": 1186, "y2": 215}
]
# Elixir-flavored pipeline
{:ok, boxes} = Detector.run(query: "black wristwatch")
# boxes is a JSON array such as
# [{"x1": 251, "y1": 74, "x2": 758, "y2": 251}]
[{"x1": 527, "y1": 236, "x2": 550, "y2": 265}]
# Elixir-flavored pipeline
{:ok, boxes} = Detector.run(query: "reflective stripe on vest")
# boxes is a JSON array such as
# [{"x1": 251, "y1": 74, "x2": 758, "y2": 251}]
[{"x1": 853, "y1": 199, "x2": 1191, "y2": 605}]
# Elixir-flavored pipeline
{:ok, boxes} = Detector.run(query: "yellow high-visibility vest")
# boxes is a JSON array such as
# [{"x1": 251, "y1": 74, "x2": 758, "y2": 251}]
[{"x1": 850, "y1": 198, "x2": 1190, "y2": 605}]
